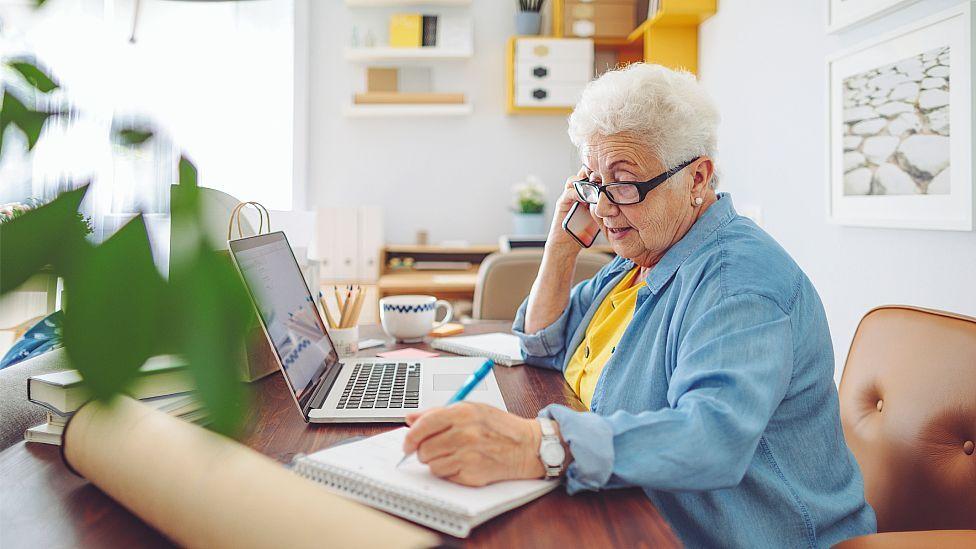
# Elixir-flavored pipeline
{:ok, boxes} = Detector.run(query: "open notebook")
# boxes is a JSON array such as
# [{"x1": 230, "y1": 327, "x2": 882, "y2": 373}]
[
  {"x1": 292, "y1": 428, "x2": 557, "y2": 537},
  {"x1": 430, "y1": 333, "x2": 525, "y2": 367}
]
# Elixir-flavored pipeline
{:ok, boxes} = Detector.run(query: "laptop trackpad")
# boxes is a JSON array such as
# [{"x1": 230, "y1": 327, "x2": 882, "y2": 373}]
[{"x1": 433, "y1": 374, "x2": 487, "y2": 392}]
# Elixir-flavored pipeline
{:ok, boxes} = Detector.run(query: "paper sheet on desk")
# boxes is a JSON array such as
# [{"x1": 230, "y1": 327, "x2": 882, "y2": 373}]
[{"x1": 302, "y1": 428, "x2": 556, "y2": 517}]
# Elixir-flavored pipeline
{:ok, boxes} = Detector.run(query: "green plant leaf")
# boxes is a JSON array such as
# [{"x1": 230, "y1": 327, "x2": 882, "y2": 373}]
[
  {"x1": 8, "y1": 60, "x2": 59, "y2": 93},
  {"x1": 179, "y1": 155, "x2": 197, "y2": 187},
  {"x1": 0, "y1": 185, "x2": 88, "y2": 294},
  {"x1": 62, "y1": 215, "x2": 168, "y2": 400},
  {"x1": 0, "y1": 87, "x2": 58, "y2": 154},
  {"x1": 166, "y1": 154, "x2": 250, "y2": 435},
  {"x1": 116, "y1": 127, "x2": 154, "y2": 146},
  {"x1": 168, "y1": 247, "x2": 251, "y2": 436}
]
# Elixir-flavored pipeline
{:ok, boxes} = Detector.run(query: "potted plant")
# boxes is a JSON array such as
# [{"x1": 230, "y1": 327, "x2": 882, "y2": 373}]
[{"x1": 511, "y1": 176, "x2": 547, "y2": 235}]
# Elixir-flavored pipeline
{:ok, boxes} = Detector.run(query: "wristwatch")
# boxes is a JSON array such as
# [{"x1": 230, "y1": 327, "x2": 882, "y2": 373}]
[{"x1": 537, "y1": 418, "x2": 566, "y2": 479}]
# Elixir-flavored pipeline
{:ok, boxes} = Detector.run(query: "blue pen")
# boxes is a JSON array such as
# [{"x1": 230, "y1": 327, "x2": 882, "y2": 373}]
[{"x1": 397, "y1": 358, "x2": 495, "y2": 468}]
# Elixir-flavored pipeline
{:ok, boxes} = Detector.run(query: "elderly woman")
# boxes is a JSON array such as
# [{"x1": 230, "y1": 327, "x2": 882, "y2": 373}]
[{"x1": 403, "y1": 64, "x2": 876, "y2": 546}]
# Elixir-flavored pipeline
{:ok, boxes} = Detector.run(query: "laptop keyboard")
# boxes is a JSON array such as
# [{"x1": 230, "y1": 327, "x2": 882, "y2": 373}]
[{"x1": 336, "y1": 362, "x2": 420, "y2": 410}]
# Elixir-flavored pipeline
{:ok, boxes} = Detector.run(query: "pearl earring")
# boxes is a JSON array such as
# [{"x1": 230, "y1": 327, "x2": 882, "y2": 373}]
[{"x1": 694, "y1": 197, "x2": 703, "y2": 206}]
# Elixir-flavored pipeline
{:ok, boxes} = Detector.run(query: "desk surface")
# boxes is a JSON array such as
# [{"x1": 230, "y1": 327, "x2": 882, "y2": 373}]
[{"x1": 0, "y1": 322, "x2": 679, "y2": 548}]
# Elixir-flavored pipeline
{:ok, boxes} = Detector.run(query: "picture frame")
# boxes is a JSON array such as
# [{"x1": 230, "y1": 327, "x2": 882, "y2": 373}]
[
  {"x1": 826, "y1": 2, "x2": 973, "y2": 231},
  {"x1": 827, "y1": 0, "x2": 920, "y2": 33}
]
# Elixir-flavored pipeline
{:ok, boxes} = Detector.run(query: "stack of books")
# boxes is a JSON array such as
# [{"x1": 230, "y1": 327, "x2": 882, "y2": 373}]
[
  {"x1": 389, "y1": 14, "x2": 439, "y2": 48},
  {"x1": 24, "y1": 356, "x2": 209, "y2": 446}
]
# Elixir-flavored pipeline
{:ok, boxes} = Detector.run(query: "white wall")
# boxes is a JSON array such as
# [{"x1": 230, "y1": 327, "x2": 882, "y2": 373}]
[
  {"x1": 699, "y1": 0, "x2": 976, "y2": 380},
  {"x1": 307, "y1": 1, "x2": 579, "y2": 244}
]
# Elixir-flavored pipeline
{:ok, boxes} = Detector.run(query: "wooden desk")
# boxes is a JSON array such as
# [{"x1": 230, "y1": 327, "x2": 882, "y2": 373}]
[{"x1": 0, "y1": 323, "x2": 679, "y2": 548}]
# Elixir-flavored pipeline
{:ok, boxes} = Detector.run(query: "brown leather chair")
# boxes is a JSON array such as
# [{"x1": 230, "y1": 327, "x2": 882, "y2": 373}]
[
  {"x1": 835, "y1": 306, "x2": 976, "y2": 548},
  {"x1": 472, "y1": 250, "x2": 611, "y2": 321}
]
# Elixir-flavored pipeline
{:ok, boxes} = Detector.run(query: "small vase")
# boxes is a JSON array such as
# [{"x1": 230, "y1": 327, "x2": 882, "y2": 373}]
[
  {"x1": 515, "y1": 12, "x2": 542, "y2": 35},
  {"x1": 512, "y1": 212, "x2": 546, "y2": 235}
]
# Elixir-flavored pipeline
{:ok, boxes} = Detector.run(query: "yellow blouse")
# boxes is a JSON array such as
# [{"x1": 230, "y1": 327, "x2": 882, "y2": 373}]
[{"x1": 565, "y1": 267, "x2": 644, "y2": 408}]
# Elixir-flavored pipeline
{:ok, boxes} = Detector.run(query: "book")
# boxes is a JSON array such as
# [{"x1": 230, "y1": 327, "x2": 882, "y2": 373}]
[
  {"x1": 292, "y1": 428, "x2": 557, "y2": 538},
  {"x1": 27, "y1": 356, "x2": 193, "y2": 416},
  {"x1": 389, "y1": 14, "x2": 422, "y2": 48},
  {"x1": 422, "y1": 15, "x2": 438, "y2": 47},
  {"x1": 430, "y1": 333, "x2": 525, "y2": 367},
  {"x1": 24, "y1": 422, "x2": 63, "y2": 445},
  {"x1": 26, "y1": 392, "x2": 208, "y2": 446}
]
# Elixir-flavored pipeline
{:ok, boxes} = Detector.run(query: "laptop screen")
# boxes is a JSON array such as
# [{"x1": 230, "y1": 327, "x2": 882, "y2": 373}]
[{"x1": 229, "y1": 232, "x2": 337, "y2": 405}]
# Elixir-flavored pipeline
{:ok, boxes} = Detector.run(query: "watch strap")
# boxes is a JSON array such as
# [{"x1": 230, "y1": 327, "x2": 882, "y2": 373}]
[{"x1": 537, "y1": 418, "x2": 564, "y2": 479}]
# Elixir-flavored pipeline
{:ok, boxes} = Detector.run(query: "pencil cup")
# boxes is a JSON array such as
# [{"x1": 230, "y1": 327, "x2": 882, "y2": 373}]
[
  {"x1": 515, "y1": 11, "x2": 541, "y2": 35},
  {"x1": 329, "y1": 326, "x2": 359, "y2": 358}
]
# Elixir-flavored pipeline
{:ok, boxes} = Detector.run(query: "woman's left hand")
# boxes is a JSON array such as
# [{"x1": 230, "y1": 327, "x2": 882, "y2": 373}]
[{"x1": 403, "y1": 402, "x2": 545, "y2": 486}]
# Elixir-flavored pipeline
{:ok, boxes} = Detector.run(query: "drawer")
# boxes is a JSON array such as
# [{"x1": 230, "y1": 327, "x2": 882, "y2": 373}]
[
  {"x1": 515, "y1": 59, "x2": 592, "y2": 84},
  {"x1": 515, "y1": 83, "x2": 587, "y2": 108},
  {"x1": 515, "y1": 38, "x2": 593, "y2": 63}
]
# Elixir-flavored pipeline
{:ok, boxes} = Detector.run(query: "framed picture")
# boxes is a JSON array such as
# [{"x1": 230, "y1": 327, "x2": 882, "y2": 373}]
[
  {"x1": 827, "y1": 0, "x2": 920, "y2": 33},
  {"x1": 826, "y1": 3, "x2": 973, "y2": 230}
]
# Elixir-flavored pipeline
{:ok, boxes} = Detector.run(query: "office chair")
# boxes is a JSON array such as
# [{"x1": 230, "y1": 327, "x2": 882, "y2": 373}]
[
  {"x1": 472, "y1": 250, "x2": 612, "y2": 321},
  {"x1": 834, "y1": 306, "x2": 976, "y2": 548}
]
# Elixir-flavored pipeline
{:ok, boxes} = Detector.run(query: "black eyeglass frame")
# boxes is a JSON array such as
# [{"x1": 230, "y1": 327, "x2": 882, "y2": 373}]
[{"x1": 572, "y1": 156, "x2": 701, "y2": 205}]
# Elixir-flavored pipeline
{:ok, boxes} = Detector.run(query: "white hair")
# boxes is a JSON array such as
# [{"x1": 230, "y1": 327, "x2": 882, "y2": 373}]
[{"x1": 568, "y1": 63, "x2": 721, "y2": 188}]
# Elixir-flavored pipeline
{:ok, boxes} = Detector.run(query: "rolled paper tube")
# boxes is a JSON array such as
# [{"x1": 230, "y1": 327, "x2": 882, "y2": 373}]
[{"x1": 62, "y1": 396, "x2": 437, "y2": 549}]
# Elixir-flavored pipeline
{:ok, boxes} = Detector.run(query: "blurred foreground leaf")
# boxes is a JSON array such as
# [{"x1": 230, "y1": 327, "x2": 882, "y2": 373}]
[
  {"x1": 62, "y1": 216, "x2": 167, "y2": 400},
  {"x1": 0, "y1": 185, "x2": 88, "y2": 293},
  {"x1": 168, "y1": 156, "x2": 251, "y2": 435},
  {"x1": 8, "y1": 60, "x2": 59, "y2": 93},
  {"x1": 115, "y1": 127, "x2": 154, "y2": 146},
  {"x1": 0, "y1": 88, "x2": 62, "y2": 155},
  {"x1": 168, "y1": 245, "x2": 251, "y2": 436}
]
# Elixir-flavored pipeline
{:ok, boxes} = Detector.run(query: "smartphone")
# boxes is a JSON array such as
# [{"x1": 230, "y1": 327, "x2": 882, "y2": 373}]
[{"x1": 561, "y1": 201, "x2": 601, "y2": 248}]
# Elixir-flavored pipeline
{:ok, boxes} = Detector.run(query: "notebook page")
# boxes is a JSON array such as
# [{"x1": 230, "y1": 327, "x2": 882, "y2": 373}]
[
  {"x1": 442, "y1": 333, "x2": 523, "y2": 361},
  {"x1": 304, "y1": 428, "x2": 554, "y2": 517}
]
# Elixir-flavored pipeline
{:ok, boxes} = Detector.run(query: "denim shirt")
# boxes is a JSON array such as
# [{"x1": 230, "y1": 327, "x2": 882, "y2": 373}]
[{"x1": 512, "y1": 194, "x2": 876, "y2": 548}]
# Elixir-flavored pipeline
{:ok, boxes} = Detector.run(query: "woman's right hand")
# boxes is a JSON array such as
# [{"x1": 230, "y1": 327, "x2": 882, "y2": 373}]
[{"x1": 545, "y1": 167, "x2": 589, "y2": 252}]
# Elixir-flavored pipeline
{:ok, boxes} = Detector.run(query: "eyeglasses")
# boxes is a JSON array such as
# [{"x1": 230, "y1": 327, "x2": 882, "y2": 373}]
[{"x1": 572, "y1": 157, "x2": 700, "y2": 205}]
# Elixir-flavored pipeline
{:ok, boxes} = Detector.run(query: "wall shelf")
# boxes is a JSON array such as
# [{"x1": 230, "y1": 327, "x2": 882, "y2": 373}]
[
  {"x1": 344, "y1": 0, "x2": 470, "y2": 6},
  {"x1": 554, "y1": 0, "x2": 716, "y2": 74},
  {"x1": 344, "y1": 47, "x2": 473, "y2": 62},
  {"x1": 342, "y1": 104, "x2": 473, "y2": 117}
]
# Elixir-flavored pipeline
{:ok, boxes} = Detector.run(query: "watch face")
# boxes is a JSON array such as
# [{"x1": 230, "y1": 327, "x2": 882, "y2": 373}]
[{"x1": 540, "y1": 442, "x2": 565, "y2": 467}]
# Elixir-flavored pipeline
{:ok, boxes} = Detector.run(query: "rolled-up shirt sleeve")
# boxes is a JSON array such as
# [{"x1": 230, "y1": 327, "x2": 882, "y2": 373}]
[
  {"x1": 540, "y1": 293, "x2": 794, "y2": 493},
  {"x1": 511, "y1": 264, "x2": 606, "y2": 371}
]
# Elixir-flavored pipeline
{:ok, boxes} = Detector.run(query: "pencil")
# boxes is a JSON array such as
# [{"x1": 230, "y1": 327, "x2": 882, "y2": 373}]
[
  {"x1": 339, "y1": 285, "x2": 355, "y2": 328},
  {"x1": 318, "y1": 291, "x2": 337, "y2": 329},
  {"x1": 350, "y1": 285, "x2": 366, "y2": 326},
  {"x1": 334, "y1": 286, "x2": 345, "y2": 312}
]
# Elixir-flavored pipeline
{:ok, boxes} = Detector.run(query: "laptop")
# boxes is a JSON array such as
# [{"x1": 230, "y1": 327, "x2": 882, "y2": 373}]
[{"x1": 228, "y1": 231, "x2": 507, "y2": 423}]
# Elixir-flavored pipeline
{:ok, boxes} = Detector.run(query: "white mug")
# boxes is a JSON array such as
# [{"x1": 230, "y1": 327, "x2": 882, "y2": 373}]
[{"x1": 379, "y1": 295, "x2": 453, "y2": 343}]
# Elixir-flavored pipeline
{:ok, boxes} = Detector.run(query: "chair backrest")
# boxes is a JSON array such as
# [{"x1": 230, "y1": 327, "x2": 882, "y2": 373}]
[
  {"x1": 838, "y1": 305, "x2": 976, "y2": 533},
  {"x1": 472, "y1": 251, "x2": 612, "y2": 321}
]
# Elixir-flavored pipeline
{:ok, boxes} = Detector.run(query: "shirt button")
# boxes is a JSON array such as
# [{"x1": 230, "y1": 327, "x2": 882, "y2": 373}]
[
  {"x1": 965, "y1": 441, "x2": 975, "y2": 455},
  {"x1": 584, "y1": 346, "x2": 590, "y2": 358}
]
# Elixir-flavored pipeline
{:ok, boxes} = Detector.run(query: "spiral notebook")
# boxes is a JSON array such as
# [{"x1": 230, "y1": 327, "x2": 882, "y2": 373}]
[
  {"x1": 292, "y1": 428, "x2": 557, "y2": 537},
  {"x1": 430, "y1": 333, "x2": 525, "y2": 367}
]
